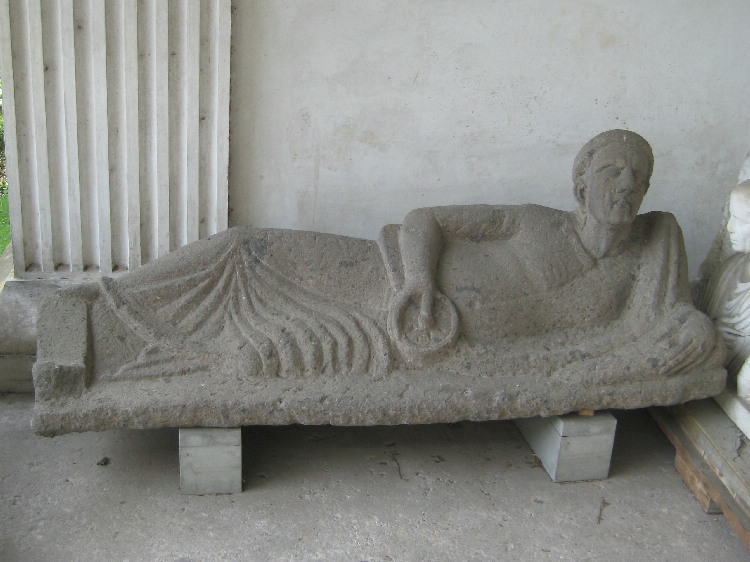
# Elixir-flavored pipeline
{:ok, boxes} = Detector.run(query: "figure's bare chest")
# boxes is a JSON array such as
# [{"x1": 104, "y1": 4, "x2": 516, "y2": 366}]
[{"x1": 437, "y1": 232, "x2": 640, "y2": 342}]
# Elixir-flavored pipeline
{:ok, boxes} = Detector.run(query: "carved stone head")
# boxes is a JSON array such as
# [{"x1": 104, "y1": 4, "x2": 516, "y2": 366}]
[
  {"x1": 728, "y1": 180, "x2": 750, "y2": 254},
  {"x1": 573, "y1": 130, "x2": 654, "y2": 226}
]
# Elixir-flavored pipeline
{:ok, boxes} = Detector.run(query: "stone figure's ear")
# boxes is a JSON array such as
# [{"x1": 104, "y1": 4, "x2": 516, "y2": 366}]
[
  {"x1": 572, "y1": 144, "x2": 594, "y2": 207},
  {"x1": 574, "y1": 178, "x2": 586, "y2": 206}
]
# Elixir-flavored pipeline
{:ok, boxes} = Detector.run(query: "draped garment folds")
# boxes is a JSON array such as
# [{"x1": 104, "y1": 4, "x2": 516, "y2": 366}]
[
  {"x1": 703, "y1": 252, "x2": 750, "y2": 376},
  {"x1": 86, "y1": 205, "x2": 721, "y2": 385}
]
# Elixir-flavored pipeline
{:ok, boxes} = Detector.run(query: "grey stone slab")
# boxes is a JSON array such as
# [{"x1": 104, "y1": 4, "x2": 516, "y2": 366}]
[
  {"x1": 179, "y1": 428, "x2": 242, "y2": 495},
  {"x1": 516, "y1": 412, "x2": 617, "y2": 482}
]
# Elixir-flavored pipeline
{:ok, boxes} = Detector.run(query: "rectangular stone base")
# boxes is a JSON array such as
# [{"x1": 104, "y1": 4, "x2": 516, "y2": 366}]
[
  {"x1": 179, "y1": 428, "x2": 242, "y2": 495},
  {"x1": 515, "y1": 411, "x2": 617, "y2": 482}
]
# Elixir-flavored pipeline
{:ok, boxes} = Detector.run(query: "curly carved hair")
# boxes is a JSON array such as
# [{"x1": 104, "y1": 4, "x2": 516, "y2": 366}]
[{"x1": 572, "y1": 129, "x2": 654, "y2": 206}]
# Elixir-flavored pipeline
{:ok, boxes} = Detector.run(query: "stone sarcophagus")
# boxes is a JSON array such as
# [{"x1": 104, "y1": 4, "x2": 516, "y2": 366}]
[{"x1": 32, "y1": 131, "x2": 727, "y2": 436}]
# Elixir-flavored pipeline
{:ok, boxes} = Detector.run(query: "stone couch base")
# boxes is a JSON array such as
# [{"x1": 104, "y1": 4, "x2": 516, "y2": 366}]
[
  {"x1": 30, "y1": 211, "x2": 729, "y2": 436},
  {"x1": 33, "y1": 360, "x2": 726, "y2": 437}
]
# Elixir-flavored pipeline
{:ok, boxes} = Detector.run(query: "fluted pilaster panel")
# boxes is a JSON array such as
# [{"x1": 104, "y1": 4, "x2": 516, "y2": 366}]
[{"x1": 0, "y1": 0, "x2": 231, "y2": 277}]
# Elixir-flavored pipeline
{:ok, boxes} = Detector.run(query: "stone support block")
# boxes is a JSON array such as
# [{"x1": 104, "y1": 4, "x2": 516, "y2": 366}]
[
  {"x1": 515, "y1": 411, "x2": 617, "y2": 482},
  {"x1": 0, "y1": 278, "x2": 64, "y2": 392},
  {"x1": 179, "y1": 428, "x2": 242, "y2": 495}
]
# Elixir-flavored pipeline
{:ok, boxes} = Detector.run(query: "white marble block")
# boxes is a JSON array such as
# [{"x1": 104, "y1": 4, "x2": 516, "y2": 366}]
[
  {"x1": 179, "y1": 428, "x2": 242, "y2": 495},
  {"x1": 515, "y1": 412, "x2": 617, "y2": 482}
]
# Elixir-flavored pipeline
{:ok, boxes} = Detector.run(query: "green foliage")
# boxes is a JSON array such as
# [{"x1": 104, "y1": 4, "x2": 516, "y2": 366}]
[
  {"x1": 0, "y1": 193, "x2": 9, "y2": 253},
  {"x1": 0, "y1": 75, "x2": 3, "y2": 154}
]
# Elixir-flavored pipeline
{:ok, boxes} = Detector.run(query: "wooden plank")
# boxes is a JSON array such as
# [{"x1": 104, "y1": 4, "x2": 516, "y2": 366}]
[
  {"x1": 671, "y1": 401, "x2": 750, "y2": 514},
  {"x1": 650, "y1": 404, "x2": 750, "y2": 549},
  {"x1": 673, "y1": 448, "x2": 721, "y2": 514}
]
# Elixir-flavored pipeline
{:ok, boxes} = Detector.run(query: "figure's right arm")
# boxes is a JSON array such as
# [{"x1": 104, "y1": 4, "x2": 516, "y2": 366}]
[
  {"x1": 398, "y1": 208, "x2": 444, "y2": 329},
  {"x1": 396, "y1": 204, "x2": 516, "y2": 329}
]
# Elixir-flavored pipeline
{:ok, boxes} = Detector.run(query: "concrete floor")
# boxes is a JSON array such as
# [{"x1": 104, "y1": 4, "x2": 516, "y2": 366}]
[{"x1": 0, "y1": 393, "x2": 746, "y2": 561}]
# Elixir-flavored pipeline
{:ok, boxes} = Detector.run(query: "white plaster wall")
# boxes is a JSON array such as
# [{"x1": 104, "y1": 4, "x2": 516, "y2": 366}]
[{"x1": 229, "y1": 0, "x2": 750, "y2": 278}]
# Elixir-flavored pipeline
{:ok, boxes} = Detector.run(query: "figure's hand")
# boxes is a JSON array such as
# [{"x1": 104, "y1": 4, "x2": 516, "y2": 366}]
[
  {"x1": 387, "y1": 280, "x2": 459, "y2": 363},
  {"x1": 403, "y1": 283, "x2": 436, "y2": 330},
  {"x1": 399, "y1": 280, "x2": 435, "y2": 331}
]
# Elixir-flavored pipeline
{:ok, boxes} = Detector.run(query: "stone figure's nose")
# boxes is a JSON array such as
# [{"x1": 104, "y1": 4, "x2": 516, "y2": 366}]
[
  {"x1": 728, "y1": 215, "x2": 737, "y2": 235},
  {"x1": 616, "y1": 167, "x2": 635, "y2": 192}
]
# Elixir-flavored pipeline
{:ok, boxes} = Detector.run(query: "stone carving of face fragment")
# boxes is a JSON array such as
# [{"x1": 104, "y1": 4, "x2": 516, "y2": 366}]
[
  {"x1": 573, "y1": 130, "x2": 654, "y2": 228},
  {"x1": 727, "y1": 181, "x2": 750, "y2": 254}
]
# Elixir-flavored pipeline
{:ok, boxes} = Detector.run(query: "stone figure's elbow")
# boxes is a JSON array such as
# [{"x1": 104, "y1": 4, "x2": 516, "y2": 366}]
[
  {"x1": 401, "y1": 208, "x2": 443, "y2": 248},
  {"x1": 402, "y1": 207, "x2": 436, "y2": 230}
]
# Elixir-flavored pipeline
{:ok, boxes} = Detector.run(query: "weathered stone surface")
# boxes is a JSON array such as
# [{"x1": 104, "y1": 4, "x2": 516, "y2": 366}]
[
  {"x1": 0, "y1": 279, "x2": 64, "y2": 356},
  {"x1": 0, "y1": 277, "x2": 65, "y2": 393},
  {"x1": 33, "y1": 130, "x2": 726, "y2": 436}
]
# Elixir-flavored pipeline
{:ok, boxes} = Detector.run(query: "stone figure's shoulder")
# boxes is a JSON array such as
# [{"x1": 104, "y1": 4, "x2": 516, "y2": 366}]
[
  {"x1": 633, "y1": 211, "x2": 683, "y2": 241},
  {"x1": 516, "y1": 204, "x2": 575, "y2": 230},
  {"x1": 522, "y1": 203, "x2": 571, "y2": 220},
  {"x1": 464, "y1": 203, "x2": 573, "y2": 240},
  {"x1": 636, "y1": 210, "x2": 679, "y2": 227}
]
